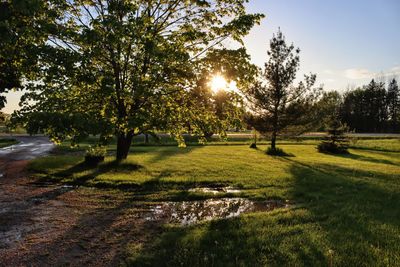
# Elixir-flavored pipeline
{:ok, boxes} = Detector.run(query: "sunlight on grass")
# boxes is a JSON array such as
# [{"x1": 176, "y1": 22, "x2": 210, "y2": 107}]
[{"x1": 28, "y1": 139, "x2": 400, "y2": 266}]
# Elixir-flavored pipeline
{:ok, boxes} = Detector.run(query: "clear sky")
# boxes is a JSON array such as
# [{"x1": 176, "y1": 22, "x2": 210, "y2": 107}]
[
  {"x1": 2, "y1": 0, "x2": 400, "y2": 113},
  {"x1": 243, "y1": 0, "x2": 400, "y2": 90}
]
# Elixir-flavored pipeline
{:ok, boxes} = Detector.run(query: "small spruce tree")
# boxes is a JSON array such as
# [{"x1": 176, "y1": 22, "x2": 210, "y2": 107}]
[{"x1": 318, "y1": 116, "x2": 350, "y2": 154}]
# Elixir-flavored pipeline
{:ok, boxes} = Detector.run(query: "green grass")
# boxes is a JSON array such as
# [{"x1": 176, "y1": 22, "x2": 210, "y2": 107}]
[
  {"x1": 349, "y1": 138, "x2": 400, "y2": 152},
  {"x1": 29, "y1": 139, "x2": 400, "y2": 266},
  {"x1": 0, "y1": 138, "x2": 18, "y2": 148}
]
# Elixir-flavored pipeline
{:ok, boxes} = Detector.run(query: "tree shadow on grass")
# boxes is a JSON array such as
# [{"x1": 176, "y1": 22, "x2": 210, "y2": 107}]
[
  {"x1": 35, "y1": 155, "x2": 235, "y2": 201},
  {"x1": 319, "y1": 150, "x2": 400, "y2": 166},
  {"x1": 128, "y1": 157, "x2": 400, "y2": 266},
  {"x1": 142, "y1": 146, "x2": 203, "y2": 164},
  {"x1": 35, "y1": 159, "x2": 144, "y2": 188},
  {"x1": 285, "y1": 159, "x2": 400, "y2": 266},
  {"x1": 128, "y1": 206, "x2": 329, "y2": 266}
]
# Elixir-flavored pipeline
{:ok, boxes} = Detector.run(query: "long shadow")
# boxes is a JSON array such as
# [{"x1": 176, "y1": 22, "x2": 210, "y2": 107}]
[
  {"x1": 285, "y1": 159, "x2": 400, "y2": 266},
  {"x1": 1, "y1": 162, "x2": 98, "y2": 239},
  {"x1": 36, "y1": 160, "x2": 144, "y2": 187},
  {"x1": 130, "y1": 210, "x2": 330, "y2": 266},
  {"x1": 323, "y1": 150, "x2": 400, "y2": 166},
  {"x1": 19, "y1": 195, "x2": 162, "y2": 266},
  {"x1": 137, "y1": 146, "x2": 203, "y2": 164},
  {"x1": 34, "y1": 155, "x2": 232, "y2": 201},
  {"x1": 128, "y1": 157, "x2": 400, "y2": 266},
  {"x1": 17, "y1": 146, "x2": 399, "y2": 265}
]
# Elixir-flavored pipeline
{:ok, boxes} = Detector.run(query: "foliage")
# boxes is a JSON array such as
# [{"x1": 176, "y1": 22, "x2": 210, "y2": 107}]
[
  {"x1": 184, "y1": 48, "x2": 258, "y2": 142},
  {"x1": 340, "y1": 79, "x2": 391, "y2": 133},
  {"x1": 86, "y1": 145, "x2": 107, "y2": 158},
  {"x1": 14, "y1": 0, "x2": 263, "y2": 160},
  {"x1": 387, "y1": 78, "x2": 400, "y2": 132},
  {"x1": 318, "y1": 116, "x2": 350, "y2": 154},
  {"x1": 0, "y1": 0, "x2": 60, "y2": 108},
  {"x1": 314, "y1": 90, "x2": 342, "y2": 130},
  {"x1": 245, "y1": 29, "x2": 321, "y2": 152}
]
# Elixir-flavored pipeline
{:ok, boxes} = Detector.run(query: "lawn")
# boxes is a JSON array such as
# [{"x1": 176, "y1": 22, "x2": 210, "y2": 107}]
[
  {"x1": 29, "y1": 139, "x2": 400, "y2": 266},
  {"x1": 0, "y1": 138, "x2": 18, "y2": 148}
]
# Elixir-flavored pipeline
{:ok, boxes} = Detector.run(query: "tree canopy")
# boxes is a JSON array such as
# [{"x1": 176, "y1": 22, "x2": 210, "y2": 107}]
[
  {"x1": 0, "y1": 0, "x2": 59, "y2": 108},
  {"x1": 14, "y1": 0, "x2": 263, "y2": 160},
  {"x1": 339, "y1": 79, "x2": 399, "y2": 133}
]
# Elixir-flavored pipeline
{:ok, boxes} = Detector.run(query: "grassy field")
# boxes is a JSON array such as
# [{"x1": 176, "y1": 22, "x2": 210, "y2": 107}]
[
  {"x1": 29, "y1": 139, "x2": 400, "y2": 266},
  {"x1": 0, "y1": 138, "x2": 18, "y2": 148}
]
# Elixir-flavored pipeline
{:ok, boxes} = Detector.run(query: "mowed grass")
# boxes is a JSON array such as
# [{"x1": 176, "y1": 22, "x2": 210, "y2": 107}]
[
  {"x1": 0, "y1": 138, "x2": 18, "y2": 148},
  {"x1": 29, "y1": 139, "x2": 400, "y2": 266},
  {"x1": 350, "y1": 138, "x2": 400, "y2": 152}
]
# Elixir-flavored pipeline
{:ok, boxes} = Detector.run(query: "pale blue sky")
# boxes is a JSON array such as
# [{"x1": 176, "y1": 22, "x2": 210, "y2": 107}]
[
  {"x1": 3, "y1": 0, "x2": 400, "y2": 113},
  {"x1": 243, "y1": 0, "x2": 400, "y2": 90}
]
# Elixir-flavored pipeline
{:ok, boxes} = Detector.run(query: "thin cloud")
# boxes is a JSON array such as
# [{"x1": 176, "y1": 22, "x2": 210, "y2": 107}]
[
  {"x1": 344, "y1": 68, "x2": 375, "y2": 80},
  {"x1": 344, "y1": 66, "x2": 400, "y2": 80},
  {"x1": 388, "y1": 66, "x2": 400, "y2": 75}
]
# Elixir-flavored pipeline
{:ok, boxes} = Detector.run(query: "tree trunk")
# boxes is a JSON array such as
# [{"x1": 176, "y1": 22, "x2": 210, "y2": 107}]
[
  {"x1": 271, "y1": 104, "x2": 279, "y2": 151},
  {"x1": 144, "y1": 133, "x2": 149, "y2": 144},
  {"x1": 271, "y1": 131, "x2": 277, "y2": 151},
  {"x1": 116, "y1": 132, "x2": 133, "y2": 161}
]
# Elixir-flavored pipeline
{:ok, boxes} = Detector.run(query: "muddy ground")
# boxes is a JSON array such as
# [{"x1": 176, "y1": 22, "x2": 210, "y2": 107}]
[
  {"x1": 0, "y1": 137, "x2": 161, "y2": 266},
  {"x1": 0, "y1": 158, "x2": 164, "y2": 266}
]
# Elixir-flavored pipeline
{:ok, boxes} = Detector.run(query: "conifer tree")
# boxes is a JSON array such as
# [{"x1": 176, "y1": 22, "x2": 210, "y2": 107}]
[
  {"x1": 318, "y1": 115, "x2": 350, "y2": 154},
  {"x1": 245, "y1": 29, "x2": 320, "y2": 154},
  {"x1": 387, "y1": 78, "x2": 399, "y2": 132}
]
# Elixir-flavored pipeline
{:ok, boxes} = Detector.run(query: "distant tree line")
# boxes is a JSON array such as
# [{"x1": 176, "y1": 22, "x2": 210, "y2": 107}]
[{"x1": 317, "y1": 79, "x2": 399, "y2": 133}]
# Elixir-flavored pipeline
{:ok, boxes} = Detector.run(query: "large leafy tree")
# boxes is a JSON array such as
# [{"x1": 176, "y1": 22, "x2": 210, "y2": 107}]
[
  {"x1": 16, "y1": 0, "x2": 263, "y2": 160},
  {"x1": 245, "y1": 30, "x2": 321, "y2": 153},
  {"x1": 0, "y1": 0, "x2": 59, "y2": 108},
  {"x1": 186, "y1": 48, "x2": 258, "y2": 141}
]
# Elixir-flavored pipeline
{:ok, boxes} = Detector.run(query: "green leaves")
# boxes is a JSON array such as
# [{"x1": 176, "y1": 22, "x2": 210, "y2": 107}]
[
  {"x1": 0, "y1": 0, "x2": 57, "y2": 97},
  {"x1": 13, "y1": 0, "x2": 263, "y2": 158}
]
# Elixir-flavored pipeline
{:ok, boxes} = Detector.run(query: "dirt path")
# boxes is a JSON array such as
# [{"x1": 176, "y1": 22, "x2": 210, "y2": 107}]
[{"x1": 0, "y1": 138, "x2": 159, "y2": 266}]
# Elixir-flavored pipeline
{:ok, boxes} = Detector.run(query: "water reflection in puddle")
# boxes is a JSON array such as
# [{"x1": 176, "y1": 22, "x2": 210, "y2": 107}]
[
  {"x1": 143, "y1": 198, "x2": 289, "y2": 225},
  {"x1": 188, "y1": 187, "x2": 242, "y2": 195}
]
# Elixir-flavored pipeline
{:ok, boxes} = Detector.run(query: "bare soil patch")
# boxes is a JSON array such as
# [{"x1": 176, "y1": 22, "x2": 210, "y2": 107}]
[{"x1": 0, "y1": 158, "x2": 160, "y2": 267}]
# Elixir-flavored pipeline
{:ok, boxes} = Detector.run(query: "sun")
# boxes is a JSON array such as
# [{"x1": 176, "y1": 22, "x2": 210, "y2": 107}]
[
  {"x1": 209, "y1": 74, "x2": 228, "y2": 93},
  {"x1": 209, "y1": 74, "x2": 239, "y2": 93}
]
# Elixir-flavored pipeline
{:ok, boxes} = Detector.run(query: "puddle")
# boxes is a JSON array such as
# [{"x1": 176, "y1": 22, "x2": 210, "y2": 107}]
[
  {"x1": 0, "y1": 137, "x2": 55, "y2": 160},
  {"x1": 143, "y1": 198, "x2": 289, "y2": 225},
  {"x1": 188, "y1": 186, "x2": 242, "y2": 195}
]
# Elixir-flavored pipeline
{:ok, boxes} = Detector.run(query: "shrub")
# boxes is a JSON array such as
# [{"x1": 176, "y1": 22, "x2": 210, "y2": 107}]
[
  {"x1": 85, "y1": 146, "x2": 107, "y2": 166},
  {"x1": 86, "y1": 145, "x2": 107, "y2": 157},
  {"x1": 318, "y1": 118, "x2": 349, "y2": 154},
  {"x1": 317, "y1": 141, "x2": 348, "y2": 154}
]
